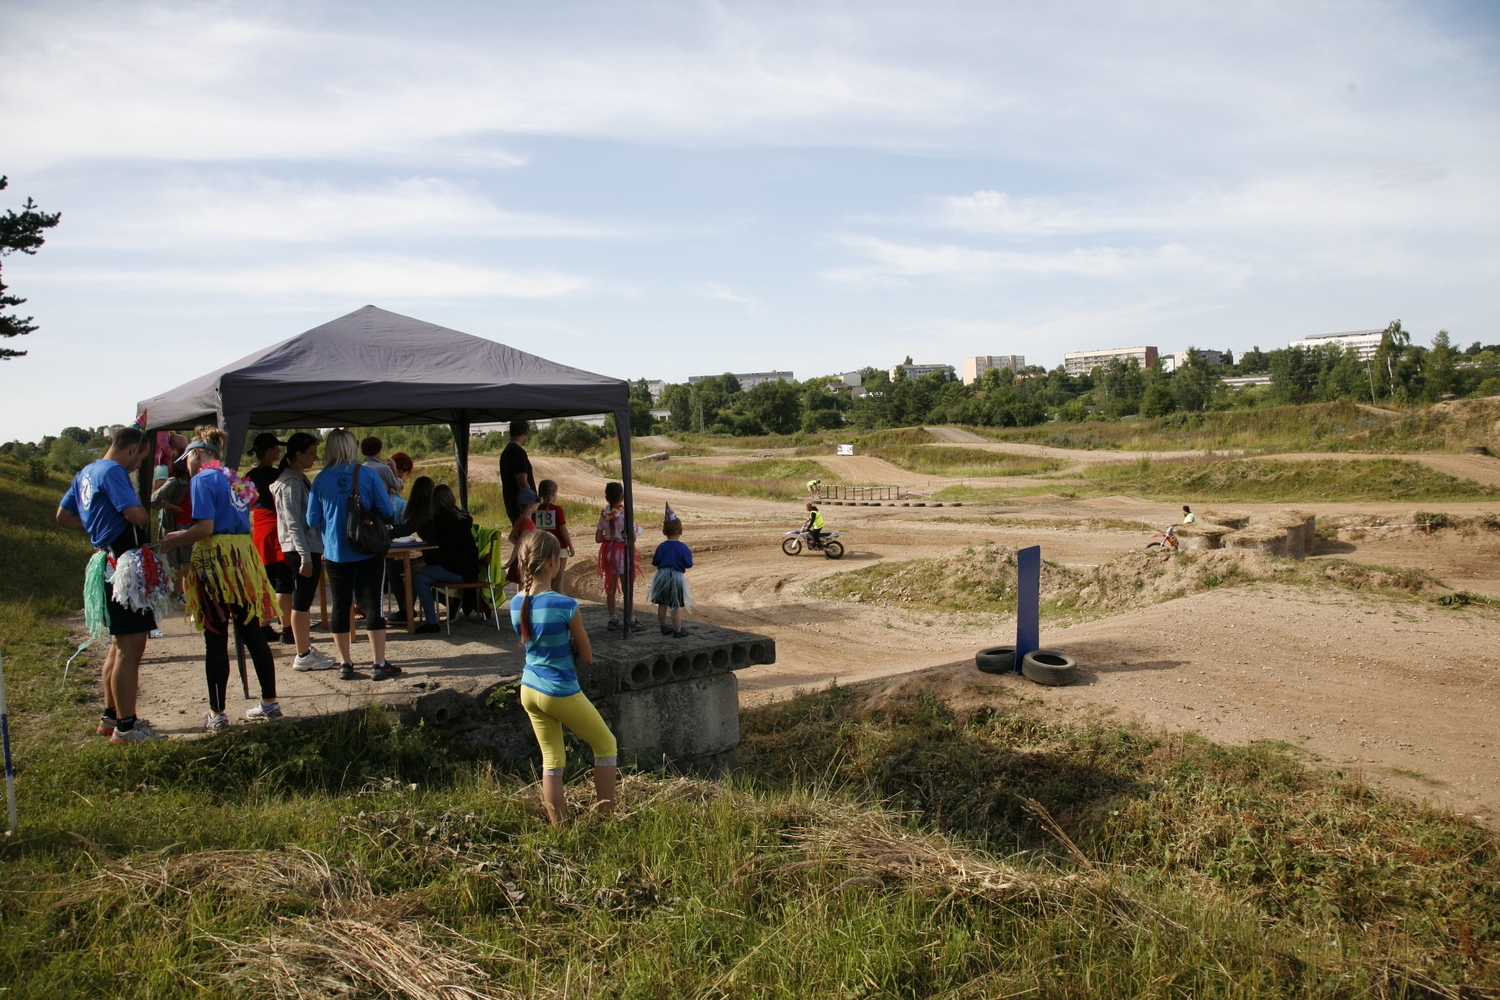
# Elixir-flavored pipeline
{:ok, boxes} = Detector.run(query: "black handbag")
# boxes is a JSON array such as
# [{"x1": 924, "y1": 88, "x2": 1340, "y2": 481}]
[{"x1": 346, "y1": 463, "x2": 391, "y2": 556}]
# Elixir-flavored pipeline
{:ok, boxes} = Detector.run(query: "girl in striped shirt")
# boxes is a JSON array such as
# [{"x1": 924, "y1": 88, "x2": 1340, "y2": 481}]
[{"x1": 512, "y1": 530, "x2": 618, "y2": 825}]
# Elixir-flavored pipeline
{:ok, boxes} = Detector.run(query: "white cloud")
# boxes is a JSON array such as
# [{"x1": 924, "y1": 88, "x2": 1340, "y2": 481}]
[
  {"x1": 824, "y1": 236, "x2": 1237, "y2": 285},
  {"x1": 62, "y1": 176, "x2": 626, "y2": 248},
  {"x1": 33, "y1": 257, "x2": 589, "y2": 300}
]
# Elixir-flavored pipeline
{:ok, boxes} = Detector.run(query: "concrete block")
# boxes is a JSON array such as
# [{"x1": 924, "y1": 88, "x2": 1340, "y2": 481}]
[
  {"x1": 614, "y1": 672, "x2": 741, "y2": 767},
  {"x1": 1176, "y1": 523, "x2": 1233, "y2": 551}
]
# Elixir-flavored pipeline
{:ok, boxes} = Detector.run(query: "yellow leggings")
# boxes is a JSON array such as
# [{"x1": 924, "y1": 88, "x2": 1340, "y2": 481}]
[{"x1": 520, "y1": 686, "x2": 618, "y2": 774}]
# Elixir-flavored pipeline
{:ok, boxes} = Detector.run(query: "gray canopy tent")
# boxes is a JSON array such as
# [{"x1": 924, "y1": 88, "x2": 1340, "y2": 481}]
[{"x1": 137, "y1": 304, "x2": 641, "y2": 628}]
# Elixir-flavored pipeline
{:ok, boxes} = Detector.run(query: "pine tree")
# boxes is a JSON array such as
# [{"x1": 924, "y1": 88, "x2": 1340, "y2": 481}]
[{"x1": 0, "y1": 176, "x2": 62, "y2": 360}]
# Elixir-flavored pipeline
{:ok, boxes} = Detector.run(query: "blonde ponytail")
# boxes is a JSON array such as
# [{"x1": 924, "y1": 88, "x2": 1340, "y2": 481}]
[{"x1": 516, "y1": 530, "x2": 561, "y2": 641}]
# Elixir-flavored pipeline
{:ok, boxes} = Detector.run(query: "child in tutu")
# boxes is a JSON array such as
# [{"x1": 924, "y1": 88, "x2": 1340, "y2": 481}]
[
  {"x1": 594, "y1": 481, "x2": 643, "y2": 631},
  {"x1": 648, "y1": 503, "x2": 694, "y2": 637}
]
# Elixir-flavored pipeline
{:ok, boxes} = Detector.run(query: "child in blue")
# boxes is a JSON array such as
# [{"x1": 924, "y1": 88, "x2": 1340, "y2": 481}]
[
  {"x1": 511, "y1": 529, "x2": 617, "y2": 826},
  {"x1": 648, "y1": 503, "x2": 693, "y2": 637}
]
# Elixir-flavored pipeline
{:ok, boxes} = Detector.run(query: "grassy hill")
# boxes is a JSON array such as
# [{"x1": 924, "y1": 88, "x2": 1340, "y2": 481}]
[{"x1": 0, "y1": 455, "x2": 1497, "y2": 996}]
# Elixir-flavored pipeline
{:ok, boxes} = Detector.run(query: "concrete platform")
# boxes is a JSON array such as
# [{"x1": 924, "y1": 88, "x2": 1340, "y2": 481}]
[{"x1": 109, "y1": 600, "x2": 774, "y2": 773}]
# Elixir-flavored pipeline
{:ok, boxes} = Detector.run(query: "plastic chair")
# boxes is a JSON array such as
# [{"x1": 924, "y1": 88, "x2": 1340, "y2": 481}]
[{"x1": 428, "y1": 552, "x2": 501, "y2": 635}]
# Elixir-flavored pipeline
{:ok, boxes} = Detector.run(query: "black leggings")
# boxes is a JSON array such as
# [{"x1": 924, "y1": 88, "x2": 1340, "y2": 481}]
[
  {"x1": 325, "y1": 557, "x2": 386, "y2": 633},
  {"x1": 202, "y1": 602, "x2": 277, "y2": 713}
]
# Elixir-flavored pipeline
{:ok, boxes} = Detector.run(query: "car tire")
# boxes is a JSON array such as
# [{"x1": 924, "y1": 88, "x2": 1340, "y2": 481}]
[
  {"x1": 822, "y1": 540, "x2": 844, "y2": 559},
  {"x1": 975, "y1": 645, "x2": 1016, "y2": 674},
  {"x1": 1022, "y1": 650, "x2": 1077, "y2": 686},
  {"x1": 782, "y1": 537, "x2": 802, "y2": 556}
]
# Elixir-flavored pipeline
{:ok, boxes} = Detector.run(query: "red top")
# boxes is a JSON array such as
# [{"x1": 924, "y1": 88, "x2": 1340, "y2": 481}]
[{"x1": 534, "y1": 502, "x2": 571, "y2": 547}]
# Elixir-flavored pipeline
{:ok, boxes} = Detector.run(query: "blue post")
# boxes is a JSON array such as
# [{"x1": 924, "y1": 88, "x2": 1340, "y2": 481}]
[{"x1": 1015, "y1": 545, "x2": 1040, "y2": 675}]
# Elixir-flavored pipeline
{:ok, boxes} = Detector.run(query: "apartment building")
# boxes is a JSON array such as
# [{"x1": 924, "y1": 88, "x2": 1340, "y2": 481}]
[
  {"x1": 961, "y1": 355, "x2": 1026, "y2": 385},
  {"x1": 1063, "y1": 346, "x2": 1158, "y2": 377},
  {"x1": 889, "y1": 363, "x2": 956, "y2": 381},
  {"x1": 1285, "y1": 330, "x2": 1385, "y2": 361},
  {"x1": 686, "y1": 371, "x2": 795, "y2": 389}
]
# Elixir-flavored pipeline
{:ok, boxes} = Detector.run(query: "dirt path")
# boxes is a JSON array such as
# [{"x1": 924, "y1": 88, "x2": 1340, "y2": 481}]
[{"x1": 924, "y1": 426, "x2": 986, "y2": 443}]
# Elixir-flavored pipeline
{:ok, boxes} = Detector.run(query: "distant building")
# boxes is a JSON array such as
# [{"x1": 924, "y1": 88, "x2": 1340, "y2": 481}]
[
  {"x1": 1222, "y1": 375, "x2": 1272, "y2": 389},
  {"x1": 961, "y1": 355, "x2": 1026, "y2": 385},
  {"x1": 644, "y1": 380, "x2": 667, "y2": 403},
  {"x1": 840, "y1": 371, "x2": 863, "y2": 387},
  {"x1": 890, "y1": 363, "x2": 956, "y2": 381},
  {"x1": 1160, "y1": 350, "x2": 1224, "y2": 374},
  {"x1": 687, "y1": 371, "x2": 794, "y2": 390},
  {"x1": 1286, "y1": 329, "x2": 1385, "y2": 360},
  {"x1": 1063, "y1": 346, "x2": 1159, "y2": 377}
]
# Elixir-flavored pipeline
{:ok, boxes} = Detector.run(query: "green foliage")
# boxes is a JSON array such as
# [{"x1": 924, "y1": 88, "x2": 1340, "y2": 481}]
[
  {"x1": 0, "y1": 454, "x2": 94, "y2": 611},
  {"x1": 529, "y1": 417, "x2": 604, "y2": 454},
  {"x1": 869, "y1": 445, "x2": 1063, "y2": 477},
  {"x1": 630, "y1": 458, "x2": 830, "y2": 501},
  {"x1": 0, "y1": 174, "x2": 62, "y2": 359},
  {"x1": 1081, "y1": 456, "x2": 1499, "y2": 502}
]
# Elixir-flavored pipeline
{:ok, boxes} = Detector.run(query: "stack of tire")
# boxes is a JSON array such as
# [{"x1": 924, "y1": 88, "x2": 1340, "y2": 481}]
[{"x1": 975, "y1": 645, "x2": 1077, "y2": 686}]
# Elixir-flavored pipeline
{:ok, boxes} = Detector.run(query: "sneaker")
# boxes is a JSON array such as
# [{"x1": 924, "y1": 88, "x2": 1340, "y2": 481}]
[
  {"x1": 415, "y1": 622, "x2": 441, "y2": 634},
  {"x1": 628, "y1": 619, "x2": 647, "y2": 633},
  {"x1": 371, "y1": 662, "x2": 402, "y2": 682},
  {"x1": 96, "y1": 715, "x2": 117, "y2": 735},
  {"x1": 204, "y1": 712, "x2": 228, "y2": 732},
  {"x1": 110, "y1": 723, "x2": 167, "y2": 745},
  {"x1": 606, "y1": 617, "x2": 621, "y2": 630},
  {"x1": 280, "y1": 629, "x2": 297, "y2": 645},
  {"x1": 245, "y1": 702, "x2": 283, "y2": 721},
  {"x1": 660, "y1": 624, "x2": 673, "y2": 635},
  {"x1": 672, "y1": 627, "x2": 689, "y2": 638},
  {"x1": 149, "y1": 628, "x2": 165, "y2": 639},
  {"x1": 338, "y1": 663, "x2": 357, "y2": 681},
  {"x1": 293, "y1": 648, "x2": 335, "y2": 671},
  {"x1": 173, "y1": 594, "x2": 187, "y2": 607}
]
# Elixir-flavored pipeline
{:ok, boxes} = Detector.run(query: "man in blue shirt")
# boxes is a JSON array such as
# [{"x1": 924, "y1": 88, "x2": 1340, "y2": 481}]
[{"x1": 55, "y1": 426, "x2": 164, "y2": 744}]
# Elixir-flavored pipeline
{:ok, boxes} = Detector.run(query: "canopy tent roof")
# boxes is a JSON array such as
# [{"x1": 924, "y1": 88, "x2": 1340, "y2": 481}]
[{"x1": 138, "y1": 304, "x2": 628, "y2": 446}]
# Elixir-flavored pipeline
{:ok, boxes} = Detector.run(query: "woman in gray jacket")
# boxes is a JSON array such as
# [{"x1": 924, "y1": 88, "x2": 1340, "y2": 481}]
[{"x1": 270, "y1": 432, "x2": 333, "y2": 671}]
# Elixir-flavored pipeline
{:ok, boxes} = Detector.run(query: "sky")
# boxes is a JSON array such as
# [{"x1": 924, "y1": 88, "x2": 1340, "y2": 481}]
[{"x1": 1, "y1": 0, "x2": 1498, "y2": 440}]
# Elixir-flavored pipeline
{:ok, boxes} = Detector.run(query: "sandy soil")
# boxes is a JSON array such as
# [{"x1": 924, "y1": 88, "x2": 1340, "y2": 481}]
[{"x1": 101, "y1": 449, "x2": 1500, "y2": 827}]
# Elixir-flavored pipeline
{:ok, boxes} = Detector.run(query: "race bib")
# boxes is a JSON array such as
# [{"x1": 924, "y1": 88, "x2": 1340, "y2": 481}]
[{"x1": 534, "y1": 509, "x2": 557, "y2": 531}]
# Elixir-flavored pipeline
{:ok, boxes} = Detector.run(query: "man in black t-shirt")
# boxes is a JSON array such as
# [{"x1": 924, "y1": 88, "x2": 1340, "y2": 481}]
[{"x1": 499, "y1": 420, "x2": 535, "y2": 524}]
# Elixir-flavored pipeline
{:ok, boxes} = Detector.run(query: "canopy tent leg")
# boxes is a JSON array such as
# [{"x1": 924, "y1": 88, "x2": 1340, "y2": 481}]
[
  {"x1": 617, "y1": 408, "x2": 635, "y2": 639},
  {"x1": 450, "y1": 417, "x2": 471, "y2": 511},
  {"x1": 221, "y1": 411, "x2": 251, "y2": 472}
]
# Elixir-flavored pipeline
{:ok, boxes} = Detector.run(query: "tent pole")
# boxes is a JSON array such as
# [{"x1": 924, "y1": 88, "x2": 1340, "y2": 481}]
[
  {"x1": 451, "y1": 416, "x2": 471, "y2": 511},
  {"x1": 618, "y1": 408, "x2": 635, "y2": 640}
]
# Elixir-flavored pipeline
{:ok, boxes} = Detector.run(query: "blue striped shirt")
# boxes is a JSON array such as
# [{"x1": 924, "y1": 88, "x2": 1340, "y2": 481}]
[{"x1": 512, "y1": 591, "x2": 580, "y2": 696}]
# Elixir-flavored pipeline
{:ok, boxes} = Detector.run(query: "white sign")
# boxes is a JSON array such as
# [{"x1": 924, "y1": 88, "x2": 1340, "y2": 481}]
[{"x1": 836, "y1": 444, "x2": 854, "y2": 456}]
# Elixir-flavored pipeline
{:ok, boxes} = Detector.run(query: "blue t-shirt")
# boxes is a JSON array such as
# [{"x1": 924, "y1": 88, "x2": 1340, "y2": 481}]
[
  {"x1": 651, "y1": 539, "x2": 694, "y2": 572},
  {"x1": 189, "y1": 467, "x2": 252, "y2": 535},
  {"x1": 60, "y1": 459, "x2": 143, "y2": 549},
  {"x1": 306, "y1": 463, "x2": 394, "y2": 564},
  {"x1": 512, "y1": 591, "x2": 581, "y2": 697}
]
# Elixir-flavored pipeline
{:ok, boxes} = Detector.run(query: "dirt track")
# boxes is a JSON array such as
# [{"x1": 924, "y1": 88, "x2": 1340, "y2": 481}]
[{"x1": 508, "y1": 454, "x2": 1500, "y2": 825}]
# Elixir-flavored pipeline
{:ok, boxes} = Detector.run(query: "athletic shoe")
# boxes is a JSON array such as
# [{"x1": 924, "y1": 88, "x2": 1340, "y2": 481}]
[
  {"x1": 293, "y1": 648, "x2": 335, "y2": 671},
  {"x1": 628, "y1": 619, "x2": 647, "y2": 633},
  {"x1": 149, "y1": 628, "x2": 164, "y2": 639},
  {"x1": 660, "y1": 625, "x2": 673, "y2": 635},
  {"x1": 204, "y1": 712, "x2": 229, "y2": 732},
  {"x1": 371, "y1": 662, "x2": 401, "y2": 681},
  {"x1": 109, "y1": 723, "x2": 167, "y2": 745},
  {"x1": 672, "y1": 628, "x2": 689, "y2": 638},
  {"x1": 415, "y1": 623, "x2": 441, "y2": 634},
  {"x1": 606, "y1": 617, "x2": 620, "y2": 630},
  {"x1": 96, "y1": 716, "x2": 117, "y2": 735},
  {"x1": 245, "y1": 702, "x2": 283, "y2": 722},
  {"x1": 280, "y1": 629, "x2": 297, "y2": 645},
  {"x1": 338, "y1": 663, "x2": 357, "y2": 681}
]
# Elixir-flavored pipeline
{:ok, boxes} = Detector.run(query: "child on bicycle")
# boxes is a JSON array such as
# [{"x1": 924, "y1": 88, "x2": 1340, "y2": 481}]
[
  {"x1": 512, "y1": 530, "x2": 617, "y2": 825},
  {"x1": 648, "y1": 503, "x2": 693, "y2": 637}
]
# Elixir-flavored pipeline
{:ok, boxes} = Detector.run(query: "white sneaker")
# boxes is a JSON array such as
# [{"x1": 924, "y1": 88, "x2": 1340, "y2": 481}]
[
  {"x1": 109, "y1": 723, "x2": 167, "y2": 745},
  {"x1": 293, "y1": 648, "x2": 335, "y2": 671},
  {"x1": 204, "y1": 712, "x2": 228, "y2": 732},
  {"x1": 245, "y1": 702, "x2": 283, "y2": 721},
  {"x1": 149, "y1": 629, "x2": 164, "y2": 639}
]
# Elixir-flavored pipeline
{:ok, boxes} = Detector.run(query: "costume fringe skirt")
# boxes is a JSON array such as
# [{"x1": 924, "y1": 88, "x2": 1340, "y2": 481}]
[
  {"x1": 647, "y1": 567, "x2": 692, "y2": 610},
  {"x1": 185, "y1": 533, "x2": 279, "y2": 631},
  {"x1": 596, "y1": 540, "x2": 639, "y2": 590}
]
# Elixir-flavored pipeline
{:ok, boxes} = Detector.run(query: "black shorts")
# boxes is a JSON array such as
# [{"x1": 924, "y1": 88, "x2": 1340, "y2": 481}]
[
  {"x1": 279, "y1": 551, "x2": 323, "y2": 612},
  {"x1": 104, "y1": 578, "x2": 156, "y2": 636}
]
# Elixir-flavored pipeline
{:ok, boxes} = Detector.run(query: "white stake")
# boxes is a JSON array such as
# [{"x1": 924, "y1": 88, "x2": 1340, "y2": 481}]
[{"x1": 0, "y1": 652, "x2": 15, "y2": 836}]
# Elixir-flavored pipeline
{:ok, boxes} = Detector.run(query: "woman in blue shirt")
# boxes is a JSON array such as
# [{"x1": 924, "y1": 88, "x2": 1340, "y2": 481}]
[
  {"x1": 306, "y1": 429, "x2": 396, "y2": 681},
  {"x1": 158, "y1": 427, "x2": 282, "y2": 731},
  {"x1": 511, "y1": 529, "x2": 617, "y2": 825}
]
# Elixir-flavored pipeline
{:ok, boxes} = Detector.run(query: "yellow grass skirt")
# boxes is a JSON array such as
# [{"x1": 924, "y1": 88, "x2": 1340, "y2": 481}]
[{"x1": 185, "y1": 533, "x2": 278, "y2": 631}]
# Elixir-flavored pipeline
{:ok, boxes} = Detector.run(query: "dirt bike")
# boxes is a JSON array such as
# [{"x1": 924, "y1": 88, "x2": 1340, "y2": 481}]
[
  {"x1": 1145, "y1": 525, "x2": 1179, "y2": 552},
  {"x1": 782, "y1": 529, "x2": 844, "y2": 559}
]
